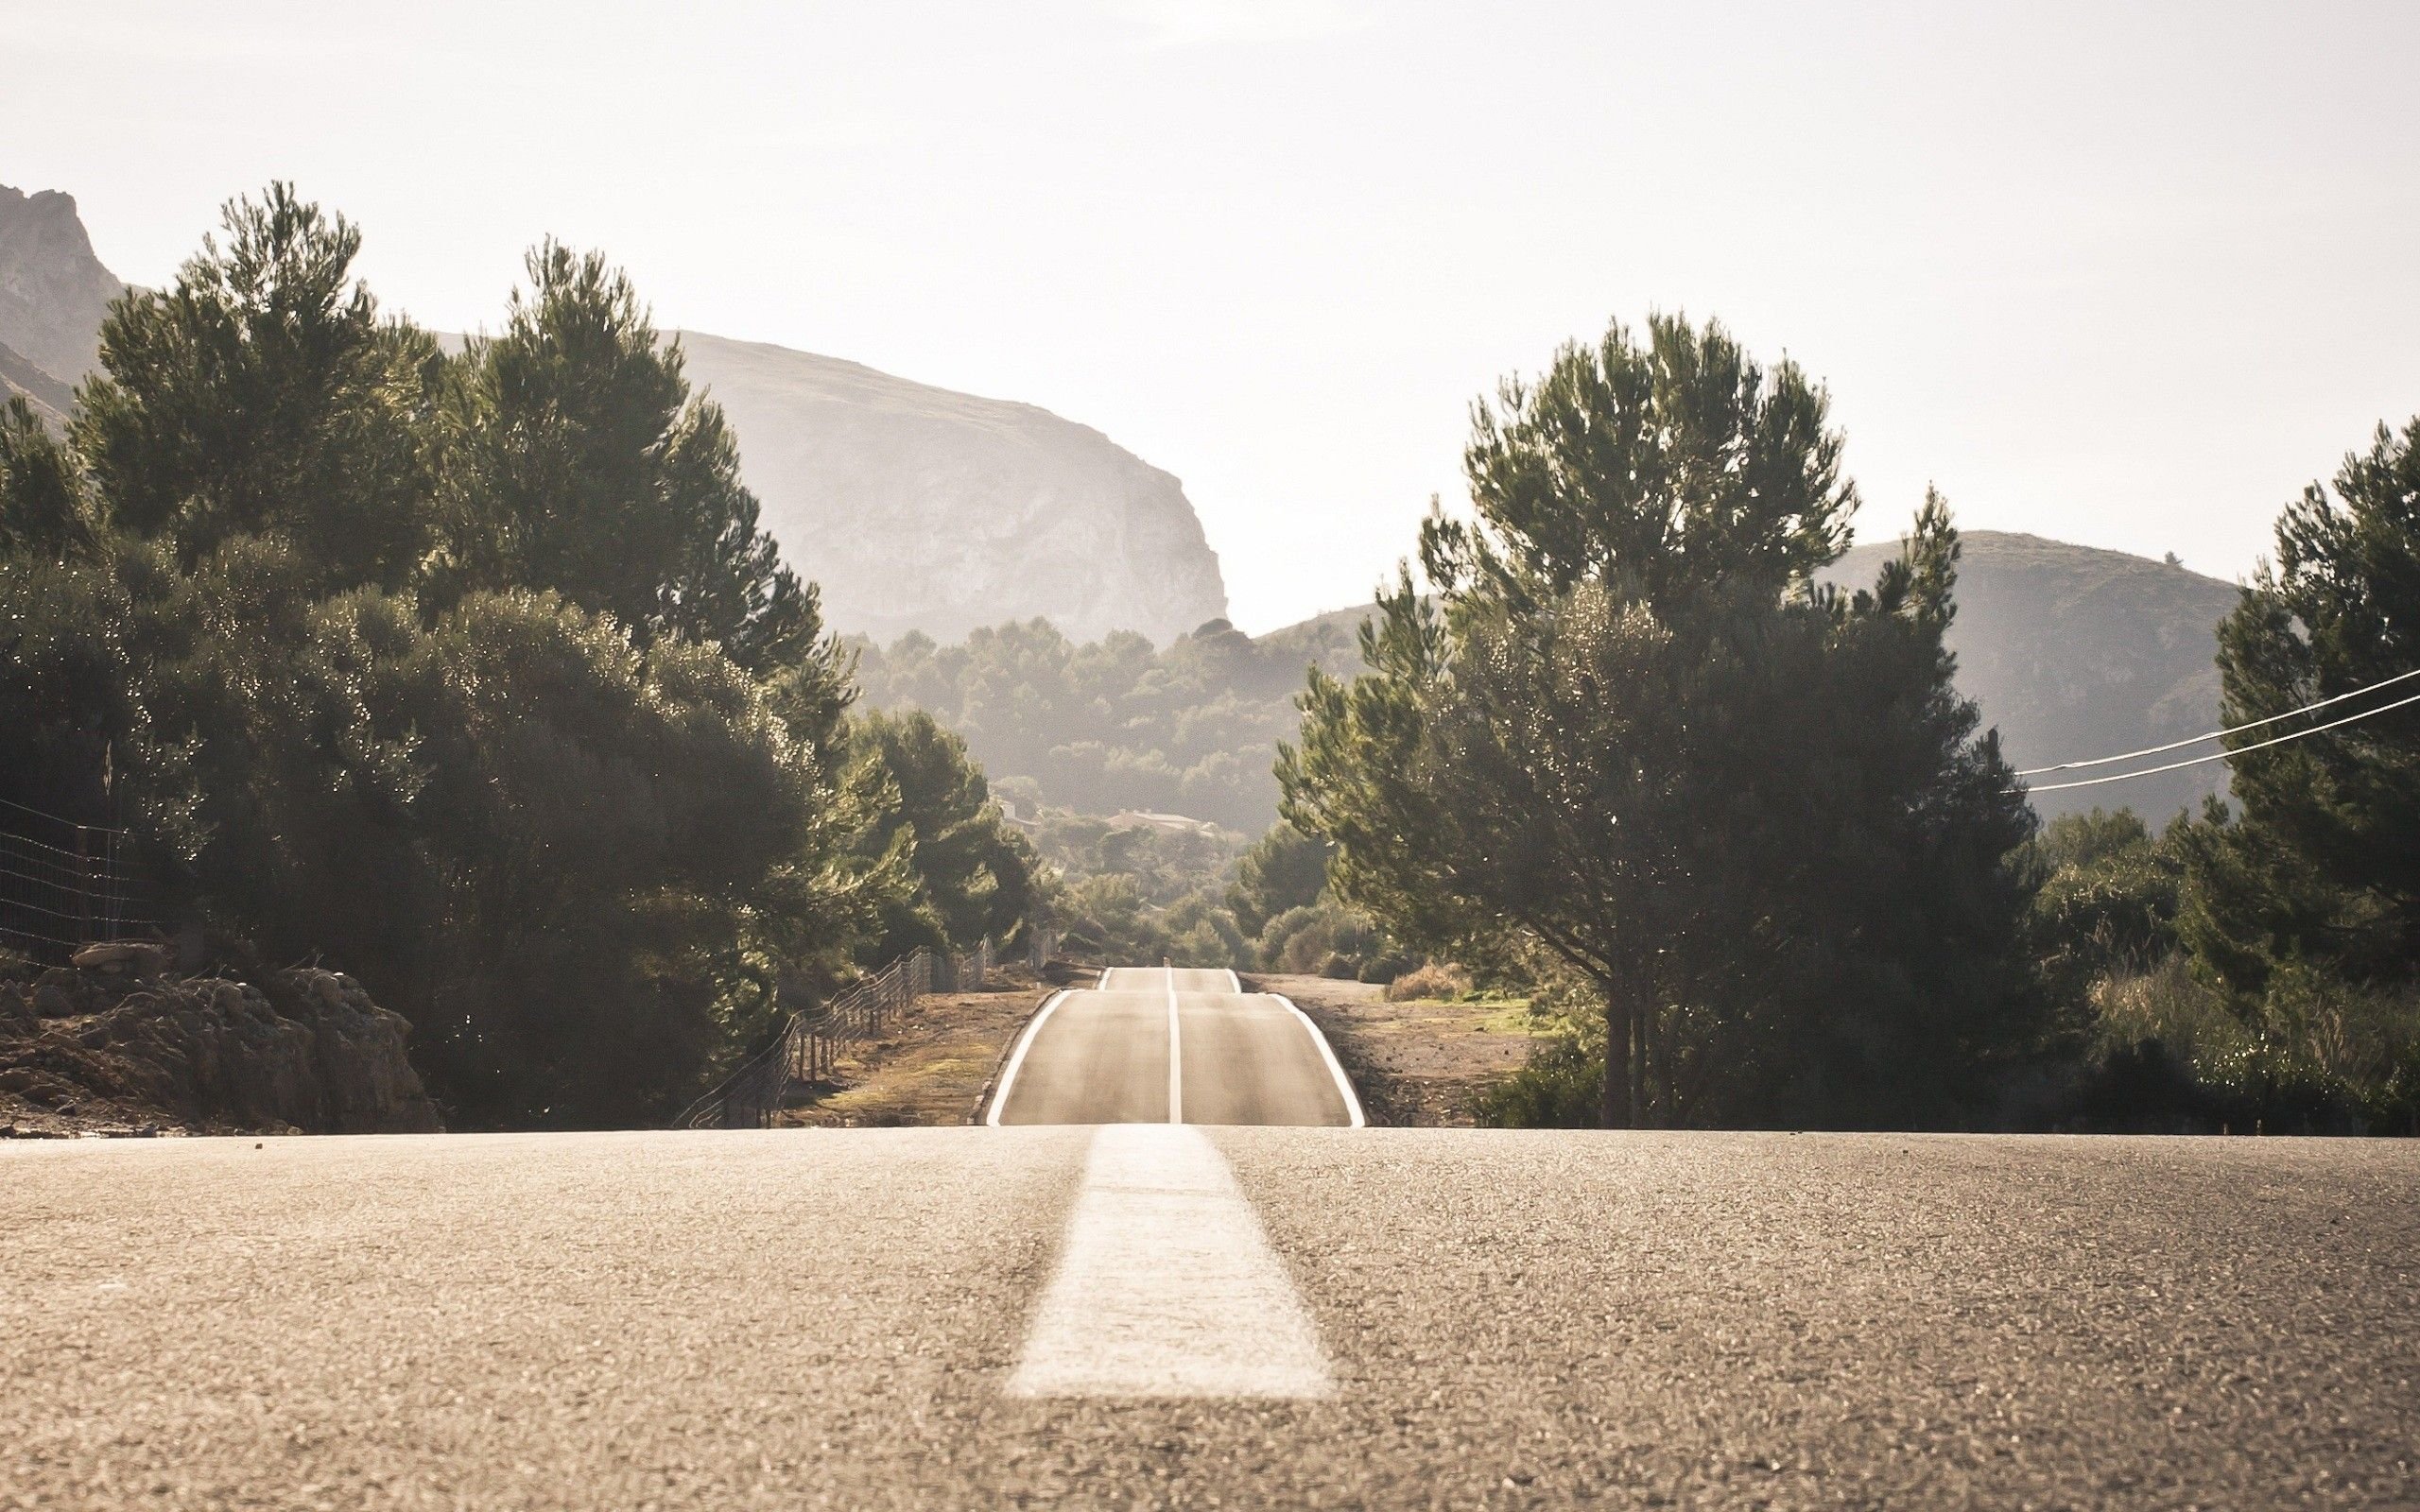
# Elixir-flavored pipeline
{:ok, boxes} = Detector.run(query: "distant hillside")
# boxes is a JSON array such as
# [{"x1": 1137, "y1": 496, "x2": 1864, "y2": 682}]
[
  {"x1": 0, "y1": 336, "x2": 75, "y2": 427},
  {"x1": 0, "y1": 185, "x2": 124, "y2": 387},
  {"x1": 1821, "y1": 531, "x2": 2239, "y2": 820},
  {"x1": 672, "y1": 332, "x2": 1229, "y2": 646},
  {"x1": 864, "y1": 532, "x2": 2238, "y2": 833}
]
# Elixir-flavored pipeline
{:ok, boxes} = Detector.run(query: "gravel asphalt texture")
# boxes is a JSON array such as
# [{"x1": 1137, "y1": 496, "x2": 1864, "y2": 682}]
[{"x1": 7, "y1": 1127, "x2": 2415, "y2": 1508}]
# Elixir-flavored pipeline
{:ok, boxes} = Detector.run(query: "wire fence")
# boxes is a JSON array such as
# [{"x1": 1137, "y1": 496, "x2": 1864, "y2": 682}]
[
  {"x1": 676, "y1": 930, "x2": 1063, "y2": 1130},
  {"x1": 0, "y1": 796, "x2": 165, "y2": 965}
]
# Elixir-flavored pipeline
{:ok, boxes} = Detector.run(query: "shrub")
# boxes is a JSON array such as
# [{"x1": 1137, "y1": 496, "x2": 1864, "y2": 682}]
[
  {"x1": 1478, "y1": 1038, "x2": 1602, "y2": 1127},
  {"x1": 1386, "y1": 962, "x2": 1474, "y2": 1002}
]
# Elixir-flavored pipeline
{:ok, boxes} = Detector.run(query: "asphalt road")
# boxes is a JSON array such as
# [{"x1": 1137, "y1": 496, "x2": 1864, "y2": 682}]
[
  {"x1": 989, "y1": 966, "x2": 1361, "y2": 1127},
  {"x1": 7, "y1": 1125, "x2": 2416, "y2": 1508}
]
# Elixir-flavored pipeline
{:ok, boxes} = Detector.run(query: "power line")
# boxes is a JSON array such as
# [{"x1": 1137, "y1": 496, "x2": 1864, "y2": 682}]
[
  {"x1": 2014, "y1": 665, "x2": 2420, "y2": 776},
  {"x1": 2023, "y1": 687, "x2": 2420, "y2": 793}
]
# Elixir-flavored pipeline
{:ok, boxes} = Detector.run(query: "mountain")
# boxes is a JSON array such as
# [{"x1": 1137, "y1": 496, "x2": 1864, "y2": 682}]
[
  {"x1": 0, "y1": 181, "x2": 1229, "y2": 646},
  {"x1": 672, "y1": 332, "x2": 1228, "y2": 645},
  {"x1": 0, "y1": 186, "x2": 125, "y2": 387},
  {"x1": 1821, "y1": 531, "x2": 2240, "y2": 821},
  {"x1": 0, "y1": 336, "x2": 75, "y2": 427}
]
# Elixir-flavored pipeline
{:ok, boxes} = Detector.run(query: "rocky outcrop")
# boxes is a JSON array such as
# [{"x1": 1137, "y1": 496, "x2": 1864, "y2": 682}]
[
  {"x1": 0, "y1": 962, "x2": 441, "y2": 1135},
  {"x1": 674, "y1": 332, "x2": 1230, "y2": 646},
  {"x1": 0, "y1": 184, "x2": 126, "y2": 387},
  {"x1": 0, "y1": 183, "x2": 1232, "y2": 646}
]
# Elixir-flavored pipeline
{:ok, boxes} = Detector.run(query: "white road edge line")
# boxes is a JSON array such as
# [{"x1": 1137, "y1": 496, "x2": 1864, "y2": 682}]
[
  {"x1": 1166, "y1": 966, "x2": 1184, "y2": 1125},
  {"x1": 1224, "y1": 968, "x2": 1242, "y2": 992},
  {"x1": 984, "y1": 988, "x2": 1073, "y2": 1127},
  {"x1": 1270, "y1": 993, "x2": 1367, "y2": 1128},
  {"x1": 1097, "y1": 966, "x2": 1111, "y2": 989}
]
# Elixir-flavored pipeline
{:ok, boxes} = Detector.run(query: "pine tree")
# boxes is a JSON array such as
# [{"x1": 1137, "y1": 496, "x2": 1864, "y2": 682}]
[
  {"x1": 2182, "y1": 417, "x2": 2420, "y2": 990},
  {"x1": 75, "y1": 184, "x2": 441, "y2": 588},
  {"x1": 436, "y1": 241, "x2": 821, "y2": 675},
  {"x1": 1282, "y1": 316, "x2": 2036, "y2": 1127}
]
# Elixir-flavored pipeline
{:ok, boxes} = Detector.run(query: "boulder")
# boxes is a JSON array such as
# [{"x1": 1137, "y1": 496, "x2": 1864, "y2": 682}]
[{"x1": 0, "y1": 964, "x2": 441, "y2": 1134}]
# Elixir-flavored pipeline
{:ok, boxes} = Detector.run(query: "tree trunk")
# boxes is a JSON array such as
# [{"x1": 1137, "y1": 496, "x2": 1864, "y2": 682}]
[{"x1": 1602, "y1": 985, "x2": 1634, "y2": 1128}]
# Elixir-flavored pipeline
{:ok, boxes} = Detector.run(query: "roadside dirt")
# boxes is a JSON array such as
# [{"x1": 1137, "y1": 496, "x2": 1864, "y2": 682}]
[
  {"x1": 1247, "y1": 972, "x2": 1543, "y2": 1126},
  {"x1": 775, "y1": 969, "x2": 1057, "y2": 1127}
]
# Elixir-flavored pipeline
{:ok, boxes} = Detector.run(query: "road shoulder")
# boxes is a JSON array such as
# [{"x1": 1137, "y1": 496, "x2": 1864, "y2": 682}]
[
  {"x1": 777, "y1": 970, "x2": 1057, "y2": 1126},
  {"x1": 1243, "y1": 972, "x2": 1539, "y2": 1125}
]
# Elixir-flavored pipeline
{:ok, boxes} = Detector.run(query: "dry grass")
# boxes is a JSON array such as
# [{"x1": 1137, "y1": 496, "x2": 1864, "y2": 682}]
[
  {"x1": 1385, "y1": 962, "x2": 1473, "y2": 1002},
  {"x1": 776, "y1": 972, "x2": 1052, "y2": 1126},
  {"x1": 1252, "y1": 971, "x2": 1541, "y2": 1125}
]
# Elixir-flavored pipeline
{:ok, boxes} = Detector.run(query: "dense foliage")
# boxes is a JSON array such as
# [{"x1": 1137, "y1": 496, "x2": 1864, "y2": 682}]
[
  {"x1": 2013, "y1": 418, "x2": 2420, "y2": 1134},
  {"x1": 0, "y1": 186, "x2": 1028, "y2": 1126},
  {"x1": 853, "y1": 614, "x2": 1360, "y2": 831},
  {"x1": 1282, "y1": 316, "x2": 2040, "y2": 1128}
]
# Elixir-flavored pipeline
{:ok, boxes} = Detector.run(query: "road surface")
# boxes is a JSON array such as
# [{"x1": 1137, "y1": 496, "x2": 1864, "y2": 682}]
[
  {"x1": 988, "y1": 966, "x2": 1362, "y2": 1127},
  {"x1": 6, "y1": 978, "x2": 2417, "y2": 1507}
]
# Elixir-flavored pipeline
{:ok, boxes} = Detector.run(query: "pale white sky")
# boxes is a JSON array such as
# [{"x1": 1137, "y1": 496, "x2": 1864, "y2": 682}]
[{"x1": 8, "y1": 0, "x2": 2416, "y2": 630}]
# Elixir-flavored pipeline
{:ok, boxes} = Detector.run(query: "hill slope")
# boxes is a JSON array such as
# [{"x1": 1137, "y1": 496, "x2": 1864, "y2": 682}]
[
  {"x1": 857, "y1": 533, "x2": 2241, "y2": 831},
  {"x1": 1822, "y1": 531, "x2": 2239, "y2": 820},
  {"x1": 0, "y1": 336, "x2": 75, "y2": 427},
  {"x1": 673, "y1": 332, "x2": 1228, "y2": 646}
]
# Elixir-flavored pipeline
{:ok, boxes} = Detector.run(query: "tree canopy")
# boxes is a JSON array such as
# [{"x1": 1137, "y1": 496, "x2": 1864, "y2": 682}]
[
  {"x1": 1282, "y1": 315, "x2": 2036, "y2": 1127},
  {"x1": 0, "y1": 184, "x2": 1033, "y2": 1126},
  {"x1": 436, "y1": 240, "x2": 821, "y2": 674},
  {"x1": 75, "y1": 184, "x2": 441, "y2": 590}
]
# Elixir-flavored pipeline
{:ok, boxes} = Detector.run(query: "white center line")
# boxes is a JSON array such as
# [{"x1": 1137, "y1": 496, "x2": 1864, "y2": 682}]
[
  {"x1": 1007, "y1": 1124, "x2": 1334, "y2": 1399},
  {"x1": 1165, "y1": 965, "x2": 1184, "y2": 1125}
]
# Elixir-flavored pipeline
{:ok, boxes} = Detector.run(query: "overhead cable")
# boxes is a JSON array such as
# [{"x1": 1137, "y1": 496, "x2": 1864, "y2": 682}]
[
  {"x1": 2022, "y1": 688, "x2": 2420, "y2": 793},
  {"x1": 2014, "y1": 665, "x2": 2420, "y2": 776}
]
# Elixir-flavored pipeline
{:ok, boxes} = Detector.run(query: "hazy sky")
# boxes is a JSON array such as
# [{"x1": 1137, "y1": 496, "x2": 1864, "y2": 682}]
[{"x1": 9, "y1": 0, "x2": 2417, "y2": 631}]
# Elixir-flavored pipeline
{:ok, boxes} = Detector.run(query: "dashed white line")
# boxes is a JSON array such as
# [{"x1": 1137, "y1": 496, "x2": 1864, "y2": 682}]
[
  {"x1": 1006, "y1": 1123, "x2": 1335, "y2": 1399},
  {"x1": 983, "y1": 989, "x2": 1072, "y2": 1127}
]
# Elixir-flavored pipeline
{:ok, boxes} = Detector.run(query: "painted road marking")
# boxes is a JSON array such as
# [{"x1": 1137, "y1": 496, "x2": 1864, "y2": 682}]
[
  {"x1": 984, "y1": 989, "x2": 1072, "y2": 1127},
  {"x1": 1269, "y1": 993, "x2": 1368, "y2": 1129},
  {"x1": 1006, "y1": 1124, "x2": 1334, "y2": 1399},
  {"x1": 1165, "y1": 966, "x2": 1184, "y2": 1124}
]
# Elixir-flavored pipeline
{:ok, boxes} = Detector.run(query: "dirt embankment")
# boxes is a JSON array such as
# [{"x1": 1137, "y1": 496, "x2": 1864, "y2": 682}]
[
  {"x1": 0, "y1": 954, "x2": 441, "y2": 1137},
  {"x1": 775, "y1": 966, "x2": 1066, "y2": 1127},
  {"x1": 1248, "y1": 972, "x2": 1541, "y2": 1126}
]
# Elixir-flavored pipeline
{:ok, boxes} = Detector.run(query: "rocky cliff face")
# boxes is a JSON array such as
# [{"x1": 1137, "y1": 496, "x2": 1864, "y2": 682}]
[
  {"x1": 0, "y1": 185, "x2": 126, "y2": 387},
  {"x1": 674, "y1": 332, "x2": 1230, "y2": 645},
  {"x1": 0, "y1": 183, "x2": 1231, "y2": 646}
]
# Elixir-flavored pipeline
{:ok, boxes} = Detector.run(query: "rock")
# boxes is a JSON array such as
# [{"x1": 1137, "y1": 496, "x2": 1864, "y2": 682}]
[
  {"x1": 0, "y1": 962, "x2": 442, "y2": 1135},
  {"x1": 0, "y1": 183, "x2": 128, "y2": 385},
  {"x1": 70, "y1": 941, "x2": 168, "y2": 976},
  {"x1": 672, "y1": 333, "x2": 1229, "y2": 646}
]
